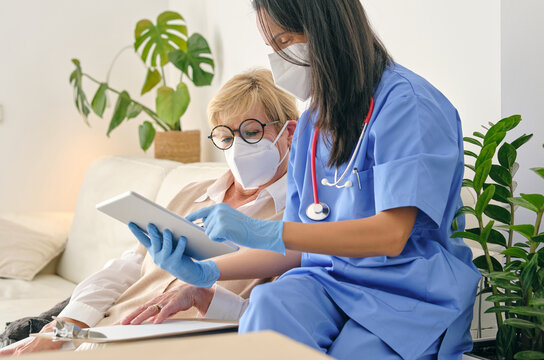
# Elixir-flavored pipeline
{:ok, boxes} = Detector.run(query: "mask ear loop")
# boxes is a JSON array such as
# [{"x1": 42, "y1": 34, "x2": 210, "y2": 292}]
[{"x1": 272, "y1": 121, "x2": 291, "y2": 165}]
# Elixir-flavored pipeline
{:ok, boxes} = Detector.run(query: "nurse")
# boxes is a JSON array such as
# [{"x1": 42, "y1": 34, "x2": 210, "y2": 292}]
[{"x1": 136, "y1": 0, "x2": 481, "y2": 358}]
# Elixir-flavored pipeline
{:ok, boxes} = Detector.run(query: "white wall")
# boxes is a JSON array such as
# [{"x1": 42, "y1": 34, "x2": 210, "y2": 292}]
[
  {"x1": 501, "y1": 0, "x2": 544, "y2": 226},
  {"x1": 0, "y1": 0, "x2": 169, "y2": 211},
  {"x1": 170, "y1": 0, "x2": 502, "y2": 163}
]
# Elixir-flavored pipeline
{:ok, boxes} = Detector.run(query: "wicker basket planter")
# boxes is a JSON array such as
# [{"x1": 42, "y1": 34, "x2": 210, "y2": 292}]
[{"x1": 154, "y1": 130, "x2": 201, "y2": 163}]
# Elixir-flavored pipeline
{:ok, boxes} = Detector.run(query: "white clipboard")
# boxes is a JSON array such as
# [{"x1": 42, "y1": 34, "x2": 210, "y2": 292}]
[
  {"x1": 96, "y1": 191, "x2": 238, "y2": 260},
  {"x1": 31, "y1": 319, "x2": 238, "y2": 343}
]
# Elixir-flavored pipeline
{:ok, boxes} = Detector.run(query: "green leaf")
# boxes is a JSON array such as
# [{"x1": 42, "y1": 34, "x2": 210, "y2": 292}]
[
  {"x1": 169, "y1": 33, "x2": 215, "y2": 86},
  {"x1": 138, "y1": 121, "x2": 156, "y2": 151},
  {"x1": 503, "y1": 318, "x2": 539, "y2": 329},
  {"x1": 465, "y1": 164, "x2": 476, "y2": 172},
  {"x1": 476, "y1": 185, "x2": 495, "y2": 217},
  {"x1": 462, "y1": 179, "x2": 474, "y2": 188},
  {"x1": 520, "y1": 193, "x2": 544, "y2": 212},
  {"x1": 490, "y1": 165, "x2": 512, "y2": 187},
  {"x1": 497, "y1": 324, "x2": 516, "y2": 360},
  {"x1": 533, "y1": 233, "x2": 544, "y2": 243},
  {"x1": 521, "y1": 254, "x2": 539, "y2": 291},
  {"x1": 498, "y1": 114, "x2": 522, "y2": 131},
  {"x1": 155, "y1": 83, "x2": 190, "y2": 127},
  {"x1": 473, "y1": 131, "x2": 485, "y2": 139},
  {"x1": 473, "y1": 254, "x2": 503, "y2": 272},
  {"x1": 485, "y1": 183, "x2": 511, "y2": 203},
  {"x1": 474, "y1": 159, "x2": 492, "y2": 193},
  {"x1": 501, "y1": 247, "x2": 528, "y2": 260},
  {"x1": 498, "y1": 142, "x2": 517, "y2": 169},
  {"x1": 508, "y1": 224, "x2": 536, "y2": 241},
  {"x1": 464, "y1": 150, "x2": 478, "y2": 158},
  {"x1": 475, "y1": 143, "x2": 497, "y2": 170},
  {"x1": 489, "y1": 279, "x2": 521, "y2": 291},
  {"x1": 511, "y1": 133, "x2": 533, "y2": 149},
  {"x1": 509, "y1": 306, "x2": 544, "y2": 317},
  {"x1": 486, "y1": 293, "x2": 523, "y2": 302},
  {"x1": 141, "y1": 68, "x2": 162, "y2": 95},
  {"x1": 488, "y1": 271, "x2": 519, "y2": 281},
  {"x1": 484, "y1": 120, "x2": 507, "y2": 146},
  {"x1": 484, "y1": 204, "x2": 511, "y2": 224},
  {"x1": 464, "y1": 136, "x2": 483, "y2": 147},
  {"x1": 488, "y1": 229, "x2": 507, "y2": 247},
  {"x1": 69, "y1": 58, "x2": 90, "y2": 125},
  {"x1": 514, "y1": 350, "x2": 544, "y2": 360},
  {"x1": 107, "y1": 91, "x2": 131, "y2": 136},
  {"x1": 504, "y1": 260, "x2": 523, "y2": 271},
  {"x1": 91, "y1": 83, "x2": 108, "y2": 117},
  {"x1": 530, "y1": 167, "x2": 544, "y2": 180},
  {"x1": 455, "y1": 206, "x2": 476, "y2": 218},
  {"x1": 126, "y1": 103, "x2": 143, "y2": 119},
  {"x1": 484, "y1": 305, "x2": 513, "y2": 313},
  {"x1": 509, "y1": 197, "x2": 540, "y2": 213},
  {"x1": 134, "y1": 11, "x2": 188, "y2": 67},
  {"x1": 480, "y1": 220, "x2": 494, "y2": 246},
  {"x1": 451, "y1": 231, "x2": 480, "y2": 242},
  {"x1": 530, "y1": 298, "x2": 544, "y2": 306}
]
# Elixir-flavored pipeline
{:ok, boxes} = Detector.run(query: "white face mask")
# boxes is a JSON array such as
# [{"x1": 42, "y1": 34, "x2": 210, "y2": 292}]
[
  {"x1": 268, "y1": 42, "x2": 311, "y2": 101},
  {"x1": 225, "y1": 122, "x2": 289, "y2": 190}
]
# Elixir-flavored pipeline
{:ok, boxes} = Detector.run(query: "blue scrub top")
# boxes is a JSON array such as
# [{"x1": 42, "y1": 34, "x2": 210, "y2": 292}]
[{"x1": 282, "y1": 63, "x2": 481, "y2": 359}]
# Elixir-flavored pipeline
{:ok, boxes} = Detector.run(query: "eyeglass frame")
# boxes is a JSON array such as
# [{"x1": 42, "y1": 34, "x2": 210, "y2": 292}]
[{"x1": 207, "y1": 118, "x2": 280, "y2": 150}]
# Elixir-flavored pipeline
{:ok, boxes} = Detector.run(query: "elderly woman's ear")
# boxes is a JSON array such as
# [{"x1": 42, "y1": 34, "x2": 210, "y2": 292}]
[{"x1": 286, "y1": 120, "x2": 297, "y2": 147}]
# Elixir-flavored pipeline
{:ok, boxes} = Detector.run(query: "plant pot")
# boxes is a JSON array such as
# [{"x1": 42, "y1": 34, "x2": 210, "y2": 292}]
[
  {"x1": 154, "y1": 130, "x2": 201, "y2": 163},
  {"x1": 464, "y1": 338, "x2": 496, "y2": 360}
]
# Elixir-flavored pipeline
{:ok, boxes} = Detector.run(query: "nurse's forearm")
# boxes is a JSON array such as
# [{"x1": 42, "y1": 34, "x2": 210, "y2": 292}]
[
  {"x1": 282, "y1": 207, "x2": 417, "y2": 257},
  {"x1": 212, "y1": 248, "x2": 301, "y2": 281}
]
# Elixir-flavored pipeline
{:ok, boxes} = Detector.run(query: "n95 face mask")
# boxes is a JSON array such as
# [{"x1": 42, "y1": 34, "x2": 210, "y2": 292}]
[
  {"x1": 268, "y1": 42, "x2": 311, "y2": 101},
  {"x1": 225, "y1": 122, "x2": 289, "y2": 190}
]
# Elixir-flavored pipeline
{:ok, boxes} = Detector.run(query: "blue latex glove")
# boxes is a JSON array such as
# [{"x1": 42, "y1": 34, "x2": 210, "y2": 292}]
[
  {"x1": 128, "y1": 222, "x2": 219, "y2": 288},
  {"x1": 185, "y1": 203, "x2": 285, "y2": 254}
]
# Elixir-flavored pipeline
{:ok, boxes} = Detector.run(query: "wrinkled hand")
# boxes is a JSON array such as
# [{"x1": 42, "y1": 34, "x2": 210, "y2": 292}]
[
  {"x1": 186, "y1": 203, "x2": 285, "y2": 254},
  {"x1": 128, "y1": 222, "x2": 220, "y2": 288},
  {"x1": 0, "y1": 320, "x2": 63, "y2": 356},
  {"x1": 121, "y1": 283, "x2": 214, "y2": 325}
]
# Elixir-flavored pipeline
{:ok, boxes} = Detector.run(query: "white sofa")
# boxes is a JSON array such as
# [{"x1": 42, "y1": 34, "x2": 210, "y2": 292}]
[{"x1": 0, "y1": 156, "x2": 493, "y2": 339}]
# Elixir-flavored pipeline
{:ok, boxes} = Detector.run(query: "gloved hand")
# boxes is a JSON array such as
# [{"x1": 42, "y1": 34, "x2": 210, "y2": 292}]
[
  {"x1": 128, "y1": 222, "x2": 220, "y2": 288},
  {"x1": 186, "y1": 203, "x2": 285, "y2": 254}
]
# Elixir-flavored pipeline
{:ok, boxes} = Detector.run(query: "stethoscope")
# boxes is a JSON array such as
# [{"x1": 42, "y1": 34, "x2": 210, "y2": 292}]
[{"x1": 306, "y1": 97, "x2": 374, "y2": 221}]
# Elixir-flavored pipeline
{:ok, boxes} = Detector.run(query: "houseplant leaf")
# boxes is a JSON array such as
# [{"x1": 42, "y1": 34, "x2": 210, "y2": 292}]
[
  {"x1": 475, "y1": 143, "x2": 497, "y2": 169},
  {"x1": 107, "y1": 91, "x2": 131, "y2": 136},
  {"x1": 155, "y1": 83, "x2": 190, "y2": 128},
  {"x1": 511, "y1": 134, "x2": 533, "y2": 149},
  {"x1": 464, "y1": 136, "x2": 482, "y2": 147},
  {"x1": 520, "y1": 193, "x2": 544, "y2": 212},
  {"x1": 509, "y1": 197, "x2": 540, "y2": 213},
  {"x1": 530, "y1": 167, "x2": 544, "y2": 180},
  {"x1": 475, "y1": 185, "x2": 495, "y2": 217},
  {"x1": 496, "y1": 324, "x2": 516, "y2": 360},
  {"x1": 91, "y1": 83, "x2": 108, "y2": 117},
  {"x1": 473, "y1": 159, "x2": 492, "y2": 193},
  {"x1": 483, "y1": 122, "x2": 506, "y2": 146},
  {"x1": 473, "y1": 131, "x2": 485, "y2": 139},
  {"x1": 521, "y1": 254, "x2": 539, "y2": 291},
  {"x1": 514, "y1": 351, "x2": 544, "y2": 360},
  {"x1": 508, "y1": 224, "x2": 535, "y2": 241},
  {"x1": 501, "y1": 247, "x2": 528, "y2": 261},
  {"x1": 503, "y1": 318, "x2": 540, "y2": 329},
  {"x1": 473, "y1": 254, "x2": 503, "y2": 272},
  {"x1": 497, "y1": 114, "x2": 521, "y2": 131},
  {"x1": 464, "y1": 150, "x2": 477, "y2": 159},
  {"x1": 509, "y1": 306, "x2": 544, "y2": 317},
  {"x1": 134, "y1": 11, "x2": 188, "y2": 67},
  {"x1": 484, "y1": 204, "x2": 511, "y2": 224},
  {"x1": 451, "y1": 231, "x2": 480, "y2": 242},
  {"x1": 486, "y1": 293, "x2": 523, "y2": 302},
  {"x1": 141, "y1": 68, "x2": 162, "y2": 95},
  {"x1": 126, "y1": 103, "x2": 143, "y2": 119},
  {"x1": 498, "y1": 142, "x2": 517, "y2": 169},
  {"x1": 490, "y1": 164, "x2": 512, "y2": 187},
  {"x1": 169, "y1": 33, "x2": 215, "y2": 86},
  {"x1": 69, "y1": 58, "x2": 90, "y2": 125},
  {"x1": 138, "y1": 121, "x2": 156, "y2": 151},
  {"x1": 484, "y1": 183, "x2": 511, "y2": 203}
]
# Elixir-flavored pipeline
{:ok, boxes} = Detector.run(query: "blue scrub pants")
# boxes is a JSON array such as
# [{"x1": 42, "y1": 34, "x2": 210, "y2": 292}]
[{"x1": 239, "y1": 274, "x2": 441, "y2": 359}]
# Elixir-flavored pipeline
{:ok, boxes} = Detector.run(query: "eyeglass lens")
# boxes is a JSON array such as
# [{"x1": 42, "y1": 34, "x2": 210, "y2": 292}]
[{"x1": 211, "y1": 119, "x2": 265, "y2": 149}]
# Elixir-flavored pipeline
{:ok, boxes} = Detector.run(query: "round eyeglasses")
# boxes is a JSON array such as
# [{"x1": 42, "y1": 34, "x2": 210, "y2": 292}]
[{"x1": 208, "y1": 119, "x2": 279, "y2": 150}]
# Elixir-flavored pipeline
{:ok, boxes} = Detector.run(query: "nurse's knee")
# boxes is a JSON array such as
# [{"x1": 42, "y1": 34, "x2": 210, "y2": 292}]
[{"x1": 248, "y1": 281, "x2": 279, "y2": 309}]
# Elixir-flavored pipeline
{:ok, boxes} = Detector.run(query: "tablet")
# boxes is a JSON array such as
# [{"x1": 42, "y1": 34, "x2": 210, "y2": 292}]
[{"x1": 96, "y1": 191, "x2": 238, "y2": 260}]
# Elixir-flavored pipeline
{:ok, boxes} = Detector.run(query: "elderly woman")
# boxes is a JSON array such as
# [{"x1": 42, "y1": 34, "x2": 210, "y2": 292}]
[{"x1": 0, "y1": 68, "x2": 298, "y2": 355}]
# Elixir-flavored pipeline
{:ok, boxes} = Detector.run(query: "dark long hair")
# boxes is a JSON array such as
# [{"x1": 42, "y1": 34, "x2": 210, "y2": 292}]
[{"x1": 253, "y1": 0, "x2": 391, "y2": 167}]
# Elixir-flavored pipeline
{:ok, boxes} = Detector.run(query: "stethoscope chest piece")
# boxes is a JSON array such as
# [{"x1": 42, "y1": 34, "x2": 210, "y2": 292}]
[{"x1": 306, "y1": 202, "x2": 330, "y2": 221}]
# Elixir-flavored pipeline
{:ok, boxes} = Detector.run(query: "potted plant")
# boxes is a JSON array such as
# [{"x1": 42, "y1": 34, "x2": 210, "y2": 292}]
[
  {"x1": 453, "y1": 116, "x2": 544, "y2": 359},
  {"x1": 69, "y1": 10, "x2": 214, "y2": 163}
]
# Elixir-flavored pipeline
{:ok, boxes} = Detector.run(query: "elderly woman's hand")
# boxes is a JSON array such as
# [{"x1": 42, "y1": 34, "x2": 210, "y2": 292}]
[{"x1": 121, "y1": 283, "x2": 215, "y2": 325}]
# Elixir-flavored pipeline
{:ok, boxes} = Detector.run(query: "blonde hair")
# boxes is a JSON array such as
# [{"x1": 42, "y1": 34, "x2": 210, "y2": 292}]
[{"x1": 207, "y1": 68, "x2": 299, "y2": 130}]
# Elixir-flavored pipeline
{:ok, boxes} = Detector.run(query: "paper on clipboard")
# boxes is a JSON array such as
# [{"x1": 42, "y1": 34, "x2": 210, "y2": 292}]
[{"x1": 32, "y1": 319, "x2": 238, "y2": 343}]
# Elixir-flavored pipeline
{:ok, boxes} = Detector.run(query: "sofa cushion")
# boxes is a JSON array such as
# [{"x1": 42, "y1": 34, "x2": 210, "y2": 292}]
[
  {"x1": 56, "y1": 156, "x2": 180, "y2": 284},
  {"x1": 0, "y1": 212, "x2": 73, "y2": 281},
  {"x1": 0, "y1": 274, "x2": 76, "y2": 329}
]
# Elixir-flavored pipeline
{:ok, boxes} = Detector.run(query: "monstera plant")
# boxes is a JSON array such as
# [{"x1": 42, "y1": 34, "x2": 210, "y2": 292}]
[
  {"x1": 69, "y1": 11, "x2": 214, "y2": 153},
  {"x1": 453, "y1": 116, "x2": 544, "y2": 360}
]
